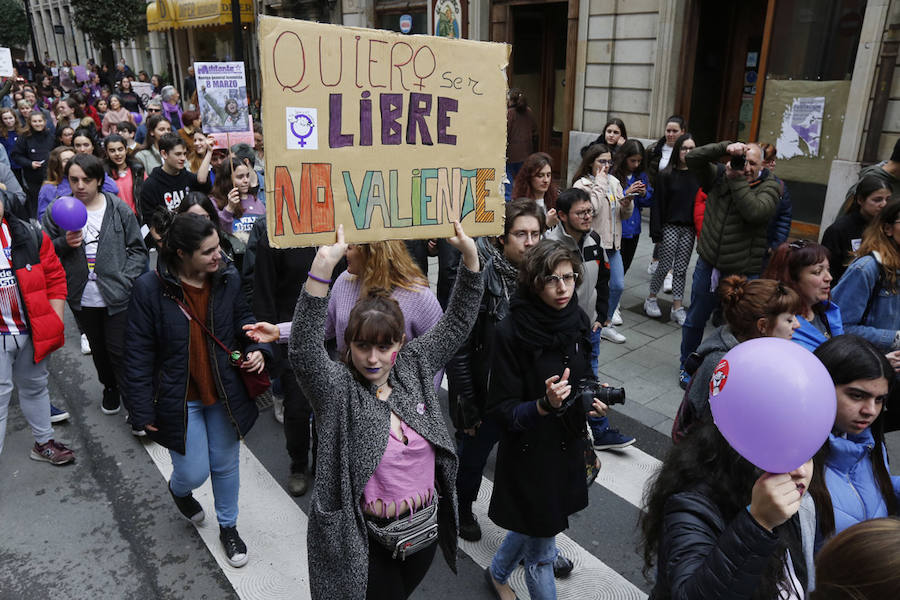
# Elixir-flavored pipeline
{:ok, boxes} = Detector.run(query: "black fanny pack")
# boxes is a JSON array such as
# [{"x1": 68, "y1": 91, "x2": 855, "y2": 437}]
[{"x1": 365, "y1": 499, "x2": 439, "y2": 560}]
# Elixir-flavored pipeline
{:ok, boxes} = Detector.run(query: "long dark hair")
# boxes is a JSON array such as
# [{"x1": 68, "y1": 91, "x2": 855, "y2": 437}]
[
  {"x1": 160, "y1": 212, "x2": 217, "y2": 273},
  {"x1": 809, "y1": 335, "x2": 898, "y2": 538},
  {"x1": 662, "y1": 133, "x2": 694, "y2": 175},
  {"x1": 512, "y1": 152, "x2": 558, "y2": 209},
  {"x1": 650, "y1": 115, "x2": 686, "y2": 158},
  {"x1": 843, "y1": 174, "x2": 892, "y2": 216},
  {"x1": 602, "y1": 117, "x2": 627, "y2": 146},
  {"x1": 141, "y1": 113, "x2": 171, "y2": 151},
  {"x1": 210, "y1": 158, "x2": 247, "y2": 219},
  {"x1": 572, "y1": 143, "x2": 611, "y2": 185},
  {"x1": 102, "y1": 133, "x2": 141, "y2": 177},
  {"x1": 640, "y1": 420, "x2": 800, "y2": 599},
  {"x1": 611, "y1": 139, "x2": 645, "y2": 184}
]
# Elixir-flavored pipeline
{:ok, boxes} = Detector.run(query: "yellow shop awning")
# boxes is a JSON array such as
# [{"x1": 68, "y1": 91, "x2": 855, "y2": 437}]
[{"x1": 147, "y1": 0, "x2": 254, "y2": 31}]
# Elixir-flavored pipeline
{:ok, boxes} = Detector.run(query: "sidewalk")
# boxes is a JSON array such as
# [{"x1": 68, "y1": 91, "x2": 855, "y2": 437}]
[{"x1": 595, "y1": 231, "x2": 713, "y2": 437}]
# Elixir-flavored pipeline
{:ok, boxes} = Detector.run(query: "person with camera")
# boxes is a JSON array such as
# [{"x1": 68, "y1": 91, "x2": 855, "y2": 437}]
[
  {"x1": 545, "y1": 188, "x2": 634, "y2": 451},
  {"x1": 125, "y1": 212, "x2": 271, "y2": 568},
  {"x1": 484, "y1": 239, "x2": 609, "y2": 600},
  {"x1": 678, "y1": 141, "x2": 780, "y2": 388}
]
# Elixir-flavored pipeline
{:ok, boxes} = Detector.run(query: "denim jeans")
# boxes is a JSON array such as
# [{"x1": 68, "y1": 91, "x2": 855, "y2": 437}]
[
  {"x1": 679, "y1": 255, "x2": 718, "y2": 367},
  {"x1": 169, "y1": 401, "x2": 241, "y2": 527},
  {"x1": 491, "y1": 532, "x2": 558, "y2": 599},
  {"x1": 606, "y1": 249, "x2": 625, "y2": 322}
]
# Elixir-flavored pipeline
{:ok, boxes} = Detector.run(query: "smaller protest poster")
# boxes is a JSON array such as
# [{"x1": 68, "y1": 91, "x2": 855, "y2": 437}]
[
  {"x1": 195, "y1": 61, "x2": 254, "y2": 150},
  {"x1": 0, "y1": 48, "x2": 12, "y2": 78},
  {"x1": 73, "y1": 65, "x2": 90, "y2": 83},
  {"x1": 132, "y1": 81, "x2": 155, "y2": 108},
  {"x1": 777, "y1": 96, "x2": 825, "y2": 159}
]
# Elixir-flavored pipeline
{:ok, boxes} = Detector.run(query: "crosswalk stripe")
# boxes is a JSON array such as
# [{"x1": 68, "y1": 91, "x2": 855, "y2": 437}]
[
  {"x1": 463, "y1": 476, "x2": 648, "y2": 600},
  {"x1": 139, "y1": 428, "x2": 657, "y2": 599},
  {"x1": 142, "y1": 439, "x2": 311, "y2": 600}
]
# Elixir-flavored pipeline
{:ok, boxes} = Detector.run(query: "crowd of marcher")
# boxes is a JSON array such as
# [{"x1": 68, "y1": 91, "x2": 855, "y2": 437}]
[{"x1": 0, "y1": 60, "x2": 899, "y2": 600}]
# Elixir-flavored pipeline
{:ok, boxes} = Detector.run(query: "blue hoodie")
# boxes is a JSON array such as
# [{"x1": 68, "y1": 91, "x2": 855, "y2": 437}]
[{"x1": 620, "y1": 171, "x2": 653, "y2": 239}]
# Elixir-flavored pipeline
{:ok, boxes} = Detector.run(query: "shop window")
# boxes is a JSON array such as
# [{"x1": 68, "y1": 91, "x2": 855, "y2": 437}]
[{"x1": 376, "y1": 0, "x2": 427, "y2": 34}]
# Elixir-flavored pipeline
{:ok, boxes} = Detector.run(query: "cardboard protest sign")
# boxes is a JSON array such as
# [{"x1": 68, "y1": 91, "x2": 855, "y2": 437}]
[
  {"x1": 259, "y1": 16, "x2": 509, "y2": 247},
  {"x1": 195, "y1": 62, "x2": 254, "y2": 150}
]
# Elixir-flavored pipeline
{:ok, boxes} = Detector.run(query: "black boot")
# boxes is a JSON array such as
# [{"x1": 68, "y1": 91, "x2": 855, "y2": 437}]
[{"x1": 459, "y1": 504, "x2": 482, "y2": 541}]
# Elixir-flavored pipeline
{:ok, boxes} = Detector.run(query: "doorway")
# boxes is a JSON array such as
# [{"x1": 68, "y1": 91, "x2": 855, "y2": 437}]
[
  {"x1": 678, "y1": 0, "x2": 767, "y2": 144},
  {"x1": 507, "y1": 2, "x2": 568, "y2": 175}
]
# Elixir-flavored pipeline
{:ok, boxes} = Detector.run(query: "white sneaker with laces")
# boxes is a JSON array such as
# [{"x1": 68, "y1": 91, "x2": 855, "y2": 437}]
[
  {"x1": 663, "y1": 271, "x2": 673, "y2": 293},
  {"x1": 611, "y1": 307, "x2": 623, "y2": 326},
  {"x1": 671, "y1": 306, "x2": 687, "y2": 326},
  {"x1": 600, "y1": 325, "x2": 626, "y2": 344},
  {"x1": 80, "y1": 333, "x2": 91, "y2": 355},
  {"x1": 644, "y1": 297, "x2": 662, "y2": 318}
]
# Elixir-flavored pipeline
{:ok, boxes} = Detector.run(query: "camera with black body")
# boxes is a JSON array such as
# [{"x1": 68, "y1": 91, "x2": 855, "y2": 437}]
[
  {"x1": 729, "y1": 153, "x2": 746, "y2": 171},
  {"x1": 576, "y1": 378, "x2": 625, "y2": 412}
]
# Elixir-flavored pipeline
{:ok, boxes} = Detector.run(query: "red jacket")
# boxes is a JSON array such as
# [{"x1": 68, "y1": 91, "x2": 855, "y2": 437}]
[
  {"x1": 84, "y1": 104, "x2": 102, "y2": 130},
  {"x1": 693, "y1": 188, "x2": 708, "y2": 238},
  {"x1": 4, "y1": 215, "x2": 67, "y2": 362}
]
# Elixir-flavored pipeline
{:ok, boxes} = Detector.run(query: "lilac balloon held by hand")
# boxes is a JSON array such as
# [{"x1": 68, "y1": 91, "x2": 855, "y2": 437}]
[
  {"x1": 709, "y1": 337, "x2": 836, "y2": 474},
  {"x1": 51, "y1": 196, "x2": 88, "y2": 231}
]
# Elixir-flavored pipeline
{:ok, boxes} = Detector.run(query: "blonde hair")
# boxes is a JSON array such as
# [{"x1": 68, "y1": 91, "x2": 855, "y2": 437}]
[
  {"x1": 353, "y1": 240, "x2": 428, "y2": 297},
  {"x1": 856, "y1": 199, "x2": 900, "y2": 292}
]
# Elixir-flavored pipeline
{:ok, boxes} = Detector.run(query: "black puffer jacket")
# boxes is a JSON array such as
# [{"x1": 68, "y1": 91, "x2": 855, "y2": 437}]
[
  {"x1": 651, "y1": 488, "x2": 808, "y2": 600},
  {"x1": 124, "y1": 258, "x2": 271, "y2": 454}
]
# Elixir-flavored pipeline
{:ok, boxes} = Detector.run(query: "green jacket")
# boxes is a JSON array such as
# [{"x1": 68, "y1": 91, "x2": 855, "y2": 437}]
[{"x1": 690, "y1": 142, "x2": 779, "y2": 276}]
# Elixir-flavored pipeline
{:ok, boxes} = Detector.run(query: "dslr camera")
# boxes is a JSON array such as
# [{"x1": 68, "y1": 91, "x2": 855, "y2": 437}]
[
  {"x1": 575, "y1": 378, "x2": 625, "y2": 412},
  {"x1": 729, "y1": 153, "x2": 746, "y2": 171}
]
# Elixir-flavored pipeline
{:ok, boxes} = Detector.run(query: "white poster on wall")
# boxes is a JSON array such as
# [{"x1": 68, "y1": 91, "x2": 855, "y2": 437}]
[
  {"x1": 0, "y1": 48, "x2": 13, "y2": 78},
  {"x1": 776, "y1": 96, "x2": 825, "y2": 159}
]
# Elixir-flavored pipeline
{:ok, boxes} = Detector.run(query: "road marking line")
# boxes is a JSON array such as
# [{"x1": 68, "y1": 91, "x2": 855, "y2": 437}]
[
  {"x1": 593, "y1": 446, "x2": 662, "y2": 510},
  {"x1": 142, "y1": 440, "x2": 310, "y2": 600},
  {"x1": 463, "y1": 476, "x2": 648, "y2": 600}
]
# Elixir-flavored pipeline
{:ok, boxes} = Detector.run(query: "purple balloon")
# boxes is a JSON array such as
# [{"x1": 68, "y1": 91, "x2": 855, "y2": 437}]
[
  {"x1": 132, "y1": 112, "x2": 142, "y2": 125},
  {"x1": 51, "y1": 196, "x2": 88, "y2": 231},
  {"x1": 709, "y1": 337, "x2": 836, "y2": 473}
]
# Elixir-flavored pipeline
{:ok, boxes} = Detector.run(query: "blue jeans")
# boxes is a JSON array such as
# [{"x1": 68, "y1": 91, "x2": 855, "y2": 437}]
[
  {"x1": 491, "y1": 532, "x2": 557, "y2": 599},
  {"x1": 679, "y1": 256, "x2": 719, "y2": 367},
  {"x1": 606, "y1": 249, "x2": 625, "y2": 322},
  {"x1": 169, "y1": 401, "x2": 241, "y2": 527},
  {"x1": 588, "y1": 327, "x2": 609, "y2": 434}
]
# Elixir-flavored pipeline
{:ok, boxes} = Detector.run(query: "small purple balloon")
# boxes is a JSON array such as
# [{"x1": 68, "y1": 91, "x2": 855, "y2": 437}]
[
  {"x1": 709, "y1": 337, "x2": 836, "y2": 473},
  {"x1": 51, "y1": 196, "x2": 88, "y2": 231},
  {"x1": 132, "y1": 112, "x2": 142, "y2": 125}
]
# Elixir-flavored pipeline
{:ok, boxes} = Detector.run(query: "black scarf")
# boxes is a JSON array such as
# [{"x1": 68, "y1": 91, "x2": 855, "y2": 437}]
[{"x1": 509, "y1": 290, "x2": 590, "y2": 352}]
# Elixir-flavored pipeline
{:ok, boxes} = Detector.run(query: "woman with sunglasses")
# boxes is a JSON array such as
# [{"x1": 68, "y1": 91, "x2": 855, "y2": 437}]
[
  {"x1": 644, "y1": 133, "x2": 697, "y2": 325},
  {"x1": 673, "y1": 275, "x2": 802, "y2": 442},
  {"x1": 572, "y1": 143, "x2": 634, "y2": 343},
  {"x1": 485, "y1": 239, "x2": 609, "y2": 600},
  {"x1": 764, "y1": 240, "x2": 842, "y2": 352}
]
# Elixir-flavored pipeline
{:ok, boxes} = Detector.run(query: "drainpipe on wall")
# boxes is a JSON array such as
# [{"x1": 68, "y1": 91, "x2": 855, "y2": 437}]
[{"x1": 862, "y1": 24, "x2": 900, "y2": 163}]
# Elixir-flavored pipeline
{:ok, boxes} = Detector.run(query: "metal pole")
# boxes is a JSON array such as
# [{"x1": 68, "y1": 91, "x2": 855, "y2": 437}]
[
  {"x1": 231, "y1": 0, "x2": 243, "y2": 62},
  {"x1": 21, "y1": 0, "x2": 42, "y2": 65}
]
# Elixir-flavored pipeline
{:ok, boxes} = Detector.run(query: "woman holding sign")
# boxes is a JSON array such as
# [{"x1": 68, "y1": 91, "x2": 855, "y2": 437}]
[{"x1": 255, "y1": 221, "x2": 482, "y2": 600}]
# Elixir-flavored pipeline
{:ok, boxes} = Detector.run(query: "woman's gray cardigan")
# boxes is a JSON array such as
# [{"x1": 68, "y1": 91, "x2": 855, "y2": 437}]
[{"x1": 289, "y1": 263, "x2": 483, "y2": 600}]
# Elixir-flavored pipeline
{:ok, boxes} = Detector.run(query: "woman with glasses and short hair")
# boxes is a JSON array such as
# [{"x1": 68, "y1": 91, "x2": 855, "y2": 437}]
[
  {"x1": 484, "y1": 239, "x2": 610, "y2": 600},
  {"x1": 572, "y1": 143, "x2": 632, "y2": 343},
  {"x1": 644, "y1": 133, "x2": 698, "y2": 325},
  {"x1": 764, "y1": 240, "x2": 842, "y2": 352}
]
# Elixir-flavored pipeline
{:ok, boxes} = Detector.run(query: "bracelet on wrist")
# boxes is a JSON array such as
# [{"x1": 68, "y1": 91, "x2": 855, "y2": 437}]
[{"x1": 307, "y1": 271, "x2": 332, "y2": 285}]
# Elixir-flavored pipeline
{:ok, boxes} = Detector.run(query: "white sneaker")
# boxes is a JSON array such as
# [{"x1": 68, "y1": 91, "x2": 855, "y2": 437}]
[
  {"x1": 663, "y1": 271, "x2": 673, "y2": 293},
  {"x1": 273, "y1": 394, "x2": 285, "y2": 424},
  {"x1": 671, "y1": 306, "x2": 687, "y2": 326},
  {"x1": 80, "y1": 334, "x2": 91, "y2": 355},
  {"x1": 644, "y1": 297, "x2": 662, "y2": 318},
  {"x1": 611, "y1": 307, "x2": 623, "y2": 326},
  {"x1": 647, "y1": 259, "x2": 658, "y2": 276},
  {"x1": 600, "y1": 325, "x2": 626, "y2": 344}
]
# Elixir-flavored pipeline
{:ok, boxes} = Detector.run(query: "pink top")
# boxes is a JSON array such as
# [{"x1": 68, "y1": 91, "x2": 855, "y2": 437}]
[{"x1": 362, "y1": 420, "x2": 435, "y2": 518}]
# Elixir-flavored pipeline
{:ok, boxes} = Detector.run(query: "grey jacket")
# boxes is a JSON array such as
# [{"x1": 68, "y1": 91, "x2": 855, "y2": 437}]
[
  {"x1": 42, "y1": 192, "x2": 148, "y2": 314},
  {"x1": 289, "y1": 263, "x2": 484, "y2": 600},
  {"x1": 687, "y1": 325, "x2": 739, "y2": 421}
]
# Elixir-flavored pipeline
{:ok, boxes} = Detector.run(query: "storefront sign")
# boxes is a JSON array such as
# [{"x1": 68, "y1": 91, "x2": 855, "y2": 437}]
[
  {"x1": 194, "y1": 61, "x2": 254, "y2": 150},
  {"x1": 399, "y1": 14, "x2": 413, "y2": 34},
  {"x1": 258, "y1": 16, "x2": 508, "y2": 247}
]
